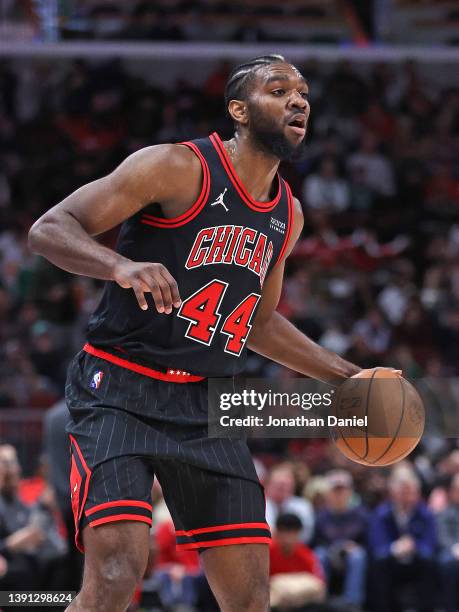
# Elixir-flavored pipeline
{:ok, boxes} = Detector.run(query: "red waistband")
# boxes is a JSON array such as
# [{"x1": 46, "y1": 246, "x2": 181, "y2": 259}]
[{"x1": 83, "y1": 343, "x2": 206, "y2": 383}]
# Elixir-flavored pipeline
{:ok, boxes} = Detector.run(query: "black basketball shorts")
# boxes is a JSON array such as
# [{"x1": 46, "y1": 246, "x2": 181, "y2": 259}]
[{"x1": 65, "y1": 347, "x2": 270, "y2": 553}]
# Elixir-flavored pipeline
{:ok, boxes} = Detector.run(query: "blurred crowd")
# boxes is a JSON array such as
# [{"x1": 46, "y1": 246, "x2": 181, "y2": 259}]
[
  {"x1": 4, "y1": 0, "x2": 459, "y2": 46},
  {"x1": 3, "y1": 0, "x2": 355, "y2": 44},
  {"x1": 4, "y1": 1, "x2": 459, "y2": 45},
  {"x1": 1, "y1": 53, "x2": 459, "y2": 610}
]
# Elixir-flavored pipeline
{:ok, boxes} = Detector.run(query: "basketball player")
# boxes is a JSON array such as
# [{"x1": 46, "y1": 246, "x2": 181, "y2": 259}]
[{"x1": 29, "y1": 55, "x2": 396, "y2": 611}]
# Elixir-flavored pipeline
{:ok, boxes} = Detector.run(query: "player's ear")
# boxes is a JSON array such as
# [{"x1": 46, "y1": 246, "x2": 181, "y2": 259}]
[{"x1": 228, "y1": 99, "x2": 248, "y2": 127}]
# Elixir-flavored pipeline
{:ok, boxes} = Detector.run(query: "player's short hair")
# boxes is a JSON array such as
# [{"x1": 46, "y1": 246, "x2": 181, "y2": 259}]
[{"x1": 224, "y1": 54, "x2": 287, "y2": 116}]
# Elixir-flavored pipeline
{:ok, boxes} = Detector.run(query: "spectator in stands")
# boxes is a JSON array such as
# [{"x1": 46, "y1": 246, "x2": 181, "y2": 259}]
[
  {"x1": 0, "y1": 444, "x2": 67, "y2": 592},
  {"x1": 29, "y1": 321, "x2": 67, "y2": 388},
  {"x1": 429, "y1": 450, "x2": 459, "y2": 514},
  {"x1": 347, "y1": 131, "x2": 396, "y2": 198},
  {"x1": 303, "y1": 476, "x2": 331, "y2": 513},
  {"x1": 302, "y1": 156, "x2": 349, "y2": 214},
  {"x1": 121, "y1": 4, "x2": 168, "y2": 41},
  {"x1": 270, "y1": 513, "x2": 325, "y2": 610},
  {"x1": 393, "y1": 300, "x2": 436, "y2": 368},
  {"x1": 265, "y1": 464, "x2": 315, "y2": 543},
  {"x1": 29, "y1": 484, "x2": 68, "y2": 589},
  {"x1": 352, "y1": 307, "x2": 391, "y2": 357},
  {"x1": 438, "y1": 474, "x2": 459, "y2": 612},
  {"x1": 359, "y1": 100, "x2": 396, "y2": 144},
  {"x1": 0, "y1": 456, "x2": 10, "y2": 584},
  {"x1": 313, "y1": 470, "x2": 368, "y2": 608},
  {"x1": 154, "y1": 519, "x2": 200, "y2": 608},
  {"x1": 368, "y1": 470, "x2": 437, "y2": 612},
  {"x1": 377, "y1": 261, "x2": 415, "y2": 326},
  {"x1": 347, "y1": 163, "x2": 373, "y2": 213},
  {"x1": 0, "y1": 445, "x2": 44, "y2": 590}
]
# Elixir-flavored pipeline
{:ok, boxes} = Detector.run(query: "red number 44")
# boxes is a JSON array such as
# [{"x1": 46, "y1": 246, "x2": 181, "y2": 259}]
[{"x1": 177, "y1": 279, "x2": 261, "y2": 356}]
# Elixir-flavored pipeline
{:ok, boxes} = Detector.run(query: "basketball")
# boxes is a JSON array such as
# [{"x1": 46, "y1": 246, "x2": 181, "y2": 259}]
[{"x1": 330, "y1": 369, "x2": 425, "y2": 467}]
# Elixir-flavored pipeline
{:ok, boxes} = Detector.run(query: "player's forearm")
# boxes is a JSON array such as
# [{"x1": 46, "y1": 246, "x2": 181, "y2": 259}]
[
  {"x1": 248, "y1": 311, "x2": 360, "y2": 385},
  {"x1": 28, "y1": 211, "x2": 128, "y2": 280}
]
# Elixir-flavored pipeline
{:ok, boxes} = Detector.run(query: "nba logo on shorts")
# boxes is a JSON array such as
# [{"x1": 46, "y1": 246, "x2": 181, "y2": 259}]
[{"x1": 90, "y1": 370, "x2": 104, "y2": 389}]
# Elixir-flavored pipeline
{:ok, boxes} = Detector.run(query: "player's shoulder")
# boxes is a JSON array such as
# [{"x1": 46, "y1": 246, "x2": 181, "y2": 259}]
[
  {"x1": 122, "y1": 142, "x2": 202, "y2": 176},
  {"x1": 112, "y1": 142, "x2": 203, "y2": 201}
]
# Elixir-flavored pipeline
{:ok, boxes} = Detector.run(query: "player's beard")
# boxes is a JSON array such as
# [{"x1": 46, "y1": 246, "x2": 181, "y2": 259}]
[{"x1": 247, "y1": 102, "x2": 308, "y2": 162}]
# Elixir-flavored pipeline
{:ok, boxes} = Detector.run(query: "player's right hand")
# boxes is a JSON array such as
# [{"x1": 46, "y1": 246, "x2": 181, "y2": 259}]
[
  {"x1": 351, "y1": 367, "x2": 402, "y2": 379},
  {"x1": 113, "y1": 260, "x2": 181, "y2": 314}
]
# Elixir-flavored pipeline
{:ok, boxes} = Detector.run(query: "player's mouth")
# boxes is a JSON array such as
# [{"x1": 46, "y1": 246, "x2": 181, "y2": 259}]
[{"x1": 286, "y1": 114, "x2": 306, "y2": 137}]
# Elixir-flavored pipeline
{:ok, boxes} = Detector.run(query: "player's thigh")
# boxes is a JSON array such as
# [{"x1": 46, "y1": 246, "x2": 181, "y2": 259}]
[
  {"x1": 70, "y1": 440, "x2": 155, "y2": 548},
  {"x1": 70, "y1": 448, "x2": 154, "y2": 584},
  {"x1": 201, "y1": 543, "x2": 270, "y2": 612},
  {"x1": 74, "y1": 457, "x2": 153, "y2": 611}
]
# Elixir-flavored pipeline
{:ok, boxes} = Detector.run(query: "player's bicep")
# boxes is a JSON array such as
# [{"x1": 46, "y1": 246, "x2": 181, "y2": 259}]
[
  {"x1": 53, "y1": 177, "x2": 136, "y2": 237},
  {"x1": 40, "y1": 144, "x2": 195, "y2": 237},
  {"x1": 285, "y1": 197, "x2": 304, "y2": 258}
]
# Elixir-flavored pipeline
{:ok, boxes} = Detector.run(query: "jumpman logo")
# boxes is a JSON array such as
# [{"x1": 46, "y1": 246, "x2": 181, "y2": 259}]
[{"x1": 210, "y1": 188, "x2": 229, "y2": 212}]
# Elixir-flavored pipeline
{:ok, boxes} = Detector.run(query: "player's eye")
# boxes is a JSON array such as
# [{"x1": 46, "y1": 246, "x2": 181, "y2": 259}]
[
  {"x1": 271, "y1": 89, "x2": 285, "y2": 96},
  {"x1": 300, "y1": 91, "x2": 309, "y2": 99}
]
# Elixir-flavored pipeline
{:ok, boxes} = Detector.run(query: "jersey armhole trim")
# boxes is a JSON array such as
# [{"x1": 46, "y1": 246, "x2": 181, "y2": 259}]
[
  {"x1": 140, "y1": 141, "x2": 210, "y2": 228},
  {"x1": 275, "y1": 179, "x2": 294, "y2": 266}
]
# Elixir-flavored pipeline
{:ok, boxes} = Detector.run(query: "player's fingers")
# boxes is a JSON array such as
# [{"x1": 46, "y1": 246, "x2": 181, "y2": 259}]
[
  {"x1": 159, "y1": 269, "x2": 181, "y2": 308},
  {"x1": 156, "y1": 277, "x2": 174, "y2": 314},
  {"x1": 130, "y1": 279, "x2": 148, "y2": 311},
  {"x1": 151, "y1": 284, "x2": 165, "y2": 313},
  {"x1": 139, "y1": 273, "x2": 166, "y2": 313}
]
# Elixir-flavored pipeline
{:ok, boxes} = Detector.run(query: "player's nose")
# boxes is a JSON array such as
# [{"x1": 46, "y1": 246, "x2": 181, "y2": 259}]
[{"x1": 288, "y1": 91, "x2": 308, "y2": 112}]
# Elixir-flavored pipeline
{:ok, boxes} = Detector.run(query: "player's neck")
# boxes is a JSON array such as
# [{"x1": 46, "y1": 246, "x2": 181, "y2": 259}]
[{"x1": 224, "y1": 132, "x2": 280, "y2": 202}]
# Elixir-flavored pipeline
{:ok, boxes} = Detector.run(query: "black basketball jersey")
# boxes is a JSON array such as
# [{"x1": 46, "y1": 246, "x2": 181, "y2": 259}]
[{"x1": 85, "y1": 132, "x2": 294, "y2": 378}]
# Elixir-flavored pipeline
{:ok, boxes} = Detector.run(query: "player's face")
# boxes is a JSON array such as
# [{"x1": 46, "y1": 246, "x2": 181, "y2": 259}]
[{"x1": 246, "y1": 63, "x2": 310, "y2": 161}]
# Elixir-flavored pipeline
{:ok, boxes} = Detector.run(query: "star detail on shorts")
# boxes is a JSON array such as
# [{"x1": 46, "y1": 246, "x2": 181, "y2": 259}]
[{"x1": 167, "y1": 369, "x2": 192, "y2": 376}]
